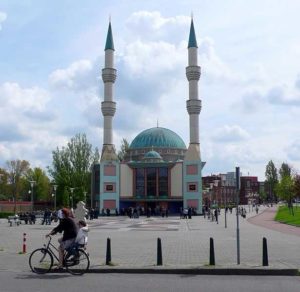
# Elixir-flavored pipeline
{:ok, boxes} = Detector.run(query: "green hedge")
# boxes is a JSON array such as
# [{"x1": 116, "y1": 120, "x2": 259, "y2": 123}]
[{"x1": 0, "y1": 212, "x2": 14, "y2": 218}]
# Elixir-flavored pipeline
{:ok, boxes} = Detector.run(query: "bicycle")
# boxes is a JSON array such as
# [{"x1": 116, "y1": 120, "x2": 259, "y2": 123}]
[{"x1": 29, "y1": 236, "x2": 90, "y2": 275}]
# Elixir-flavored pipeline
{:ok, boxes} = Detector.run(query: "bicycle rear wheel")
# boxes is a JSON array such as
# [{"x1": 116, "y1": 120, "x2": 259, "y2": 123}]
[
  {"x1": 29, "y1": 248, "x2": 53, "y2": 274},
  {"x1": 65, "y1": 249, "x2": 90, "y2": 275}
]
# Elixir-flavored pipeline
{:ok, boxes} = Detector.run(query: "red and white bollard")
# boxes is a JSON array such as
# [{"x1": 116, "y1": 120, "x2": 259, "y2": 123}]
[{"x1": 23, "y1": 233, "x2": 26, "y2": 253}]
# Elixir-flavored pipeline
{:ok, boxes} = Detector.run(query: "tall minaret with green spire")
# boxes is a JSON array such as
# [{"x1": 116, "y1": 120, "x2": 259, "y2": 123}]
[
  {"x1": 185, "y1": 17, "x2": 202, "y2": 160},
  {"x1": 183, "y1": 17, "x2": 203, "y2": 214},
  {"x1": 101, "y1": 21, "x2": 118, "y2": 162}
]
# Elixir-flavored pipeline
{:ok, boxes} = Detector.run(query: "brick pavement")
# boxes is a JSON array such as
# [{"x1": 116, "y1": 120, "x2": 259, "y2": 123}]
[
  {"x1": 0, "y1": 206, "x2": 300, "y2": 272},
  {"x1": 248, "y1": 206, "x2": 300, "y2": 237}
]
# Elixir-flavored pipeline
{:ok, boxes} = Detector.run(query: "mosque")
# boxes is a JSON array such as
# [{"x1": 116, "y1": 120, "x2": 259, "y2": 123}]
[{"x1": 92, "y1": 18, "x2": 204, "y2": 214}]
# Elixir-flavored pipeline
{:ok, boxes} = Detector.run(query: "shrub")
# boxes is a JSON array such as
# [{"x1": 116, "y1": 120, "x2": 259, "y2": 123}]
[{"x1": 0, "y1": 212, "x2": 14, "y2": 218}]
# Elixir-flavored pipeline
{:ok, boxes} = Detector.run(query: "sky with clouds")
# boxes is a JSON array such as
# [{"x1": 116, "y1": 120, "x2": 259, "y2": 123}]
[{"x1": 1, "y1": 0, "x2": 300, "y2": 180}]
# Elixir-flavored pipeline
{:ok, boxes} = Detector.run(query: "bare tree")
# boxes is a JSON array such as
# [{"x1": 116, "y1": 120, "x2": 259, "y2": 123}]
[
  {"x1": 265, "y1": 160, "x2": 278, "y2": 202},
  {"x1": 6, "y1": 160, "x2": 30, "y2": 213},
  {"x1": 117, "y1": 138, "x2": 130, "y2": 162}
]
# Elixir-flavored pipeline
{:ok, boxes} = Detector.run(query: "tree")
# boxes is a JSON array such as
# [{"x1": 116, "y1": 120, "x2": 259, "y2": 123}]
[
  {"x1": 117, "y1": 138, "x2": 130, "y2": 161},
  {"x1": 48, "y1": 133, "x2": 99, "y2": 208},
  {"x1": 279, "y1": 162, "x2": 292, "y2": 179},
  {"x1": 265, "y1": 160, "x2": 278, "y2": 202},
  {"x1": 275, "y1": 175, "x2": 295, "y2": 215},
  {"x1": 6, "y1": 160, "x2": 30, "y2": 213},
  {"x1": 0, "y1": 168, "x2": 9, "y2": 200},
  {"x1": 294, "y1": 175, "x2": 300, "y2": 200},
  {"x1": 26, "y1": 167, "x2": 51, "y2": 202},
  {"x1": 258, "y1": 189, "x2": 267, "y2": 203}
]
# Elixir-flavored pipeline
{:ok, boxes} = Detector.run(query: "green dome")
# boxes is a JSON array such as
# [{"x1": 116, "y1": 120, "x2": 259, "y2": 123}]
[
  {"x1": 144, "y1": 150, "x2": 162, "y2": 159},
  {"x1": 130, "y1": 127, "x2": 186, "y2": 149}
]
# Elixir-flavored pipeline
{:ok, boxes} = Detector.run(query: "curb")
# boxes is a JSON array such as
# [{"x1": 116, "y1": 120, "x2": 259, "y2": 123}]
[{"x1": 51, "y1": 267, "x2": 299, "y2": 276}]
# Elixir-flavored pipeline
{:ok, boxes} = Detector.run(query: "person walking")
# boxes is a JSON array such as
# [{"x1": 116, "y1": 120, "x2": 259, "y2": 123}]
[{"x1": 214, "y1": 208, "x2": 218, "y2": 224}]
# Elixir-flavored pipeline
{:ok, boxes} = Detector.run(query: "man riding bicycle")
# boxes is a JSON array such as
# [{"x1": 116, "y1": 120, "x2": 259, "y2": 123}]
[{"x1": 46, "y1": 208, "x2": 77, "y2": 269}]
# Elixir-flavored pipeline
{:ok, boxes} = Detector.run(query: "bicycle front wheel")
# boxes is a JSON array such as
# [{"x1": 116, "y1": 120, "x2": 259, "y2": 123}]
[
  {"x1": 29, "y1": 248, "x2": 53, "y2": 274},
  {"x1": 65, "y1": 249, "x2": 90, "y2": 275}
]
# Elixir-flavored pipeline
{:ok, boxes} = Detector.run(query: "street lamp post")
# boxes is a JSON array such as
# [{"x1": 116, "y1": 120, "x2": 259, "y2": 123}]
[
  {"x1": 83, "y1": 191, "x2": 87, "y2": 206},
  {"x1": 70, "y1": 188, "x2": 74, "y2": 209},
  {"x1": 223, "y1": 181, "x2": 227, "y2": 228},
  {"x1": 53, "y1": 185, "x2": 57, "y2": 211},
  {"x1": 235, "y1": 167, "x2": 240, "y2": 265},
  {"x1": 29, "y1": 180, "x2": 36, "y2": 212}
]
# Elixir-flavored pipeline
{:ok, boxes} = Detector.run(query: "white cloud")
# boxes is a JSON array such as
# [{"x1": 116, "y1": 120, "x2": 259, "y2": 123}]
[
  {"x1": 240, "y1": 90, "x2": 265, "y2": 113},
  {"x1": 199, "y1": 37, "x2": 242, "y2": 85},
  {"x1": 49, "y1": 59, "x2": 97, "y2": 91},
  {"x1": 0, "y1": 82, "x2": 62, "y2": 167},
  {"x1": 122, "y1": 40, "x2": 185, "y2": 76},
  {"x1": 0, "y1": 11, "x2": 7, "y2": 31},
  {"x1": 0, "y1": 82, "x2": 50, "y2": 111},
  {"x1": 267, "y1": 85, "x2": 300, "y2": 106},
  {"x1": 287, "y1": 140, "x2": 300, "y2": 161},
  {"x1": 211, "y1": 125, "x2": 250, "y2": 143},
  {"x1": 126, "y1": 11, "x2": 189, "y2": 43}
]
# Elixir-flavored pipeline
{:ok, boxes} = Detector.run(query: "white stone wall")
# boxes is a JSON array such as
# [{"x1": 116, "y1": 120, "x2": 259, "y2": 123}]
[
  {"x1": 105, "y1": 50, "x2": 114, "y2": 68},
  {"x1": 120, "y1": 164, "x2": 133, "y2": 197},
  {"x1": 170, "y1": 163, "x2": 183, "y2": 197},
  {"x1": 188, "y1": 47, "x2": 197, "y2": 66}
]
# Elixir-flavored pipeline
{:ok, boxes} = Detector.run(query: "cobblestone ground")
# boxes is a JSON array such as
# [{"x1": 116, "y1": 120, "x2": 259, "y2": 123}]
[{"x1": 0, "y1": 205, "x2": 300, "y2": 271}]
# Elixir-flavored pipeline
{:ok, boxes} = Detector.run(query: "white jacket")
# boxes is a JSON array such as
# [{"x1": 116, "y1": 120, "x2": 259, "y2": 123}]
[{"x1": 75, "y1": 226, "x2": 89, "y2": 245}]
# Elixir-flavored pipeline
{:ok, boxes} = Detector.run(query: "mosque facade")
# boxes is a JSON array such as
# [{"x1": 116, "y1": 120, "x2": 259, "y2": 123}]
[{"x1": 92, "y1": 18, "x2": 204, "y2": 214}]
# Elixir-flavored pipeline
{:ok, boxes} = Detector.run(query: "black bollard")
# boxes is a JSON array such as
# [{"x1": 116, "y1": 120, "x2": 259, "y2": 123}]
[
  {"x1": 262, "y1": 237, "x2": 268, "y2": 266},
  {"x1": 209, "y1": 237, "x2": 215, "y2": 265},
  {"x1": 157, "y1": 238, "x2": 163, "y2": 266},
  {"x1": 106, "y1": 237, "x2": 111, "y2": 265}
]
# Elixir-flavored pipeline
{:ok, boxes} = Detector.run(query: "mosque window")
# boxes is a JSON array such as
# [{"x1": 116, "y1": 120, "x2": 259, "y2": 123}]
[
  {"x1": 158, "y1": 167, "x2": 168, "y2": 197},
  {"x1": 146, "y1": 168, "x2": 156, "y2": 197},
  {"x1": 104, "y1": 165, "x2": 116, "y2": 176},
  {"x1": 135, "y1": 168, "x2": 145, "y2": 197},
  {"x1": 187, "y1": 165, "x2": 198, "y2": 175},
  {"x1": 134, "y1": 167, "x2": 169, "y2": 198},
  {"x1": 187, "y1": 182, "x2": 198, "y2": 192},
  {"x1": 103, "y1": 199, "x2": 116, "y2": 209},
  {"x1": 104, "y1": 183, "x2": 115, "y2": 192}
]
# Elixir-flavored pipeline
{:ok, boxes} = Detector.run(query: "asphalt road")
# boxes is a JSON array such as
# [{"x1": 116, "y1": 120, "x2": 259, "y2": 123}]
[{"x1": 1, "y1": 271, "x2": 300, "y2": 292}]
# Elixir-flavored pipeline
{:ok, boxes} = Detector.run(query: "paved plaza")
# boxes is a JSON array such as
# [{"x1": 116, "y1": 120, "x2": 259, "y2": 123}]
[{"x1": 0, "y1": 206, "x2": 300, "y2": 272}]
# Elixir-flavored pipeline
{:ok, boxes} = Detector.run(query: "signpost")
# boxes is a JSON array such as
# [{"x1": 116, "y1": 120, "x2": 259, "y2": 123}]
[{"x1": 236, "y1": 167, "x2": 240, "y2": 265}]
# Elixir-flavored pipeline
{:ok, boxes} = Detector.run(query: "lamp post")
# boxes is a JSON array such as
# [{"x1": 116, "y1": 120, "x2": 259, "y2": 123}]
[
  {"x1": 209, "y1": 183, "x2": 214, "y2": 208},
  {"x1": 53, "y1": 185, "x2": 57, "y2": 211},
  {"x1": 70, "y1": 188, "x2": 74, "y2": 209},
  {"x1": 83, "y1": 191, "x2": 87, "y2": 206},
  {"x1": 223, "y1": 181, "x2": 227, "y2": 228},
  {"x1": 29, "y1": 180, "x2": 36, "y2": 212},
  {"x1": 235, "y1": 167, "x2": 240, "y2": 265}
]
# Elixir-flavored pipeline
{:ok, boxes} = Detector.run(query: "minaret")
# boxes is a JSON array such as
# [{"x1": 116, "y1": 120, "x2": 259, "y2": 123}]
[
  {"x1": 185, "y1": 18, "x2": 202, "y2": 160},
  {"x1": 101, "y1": 21, "x2": 118, "y2": 162}
]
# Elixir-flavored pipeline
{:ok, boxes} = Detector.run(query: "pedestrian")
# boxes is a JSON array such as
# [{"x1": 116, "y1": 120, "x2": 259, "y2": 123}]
[
  {"x1": 214, "y1": 208, "x2": 218, "y2": 224},
  {"x1": 188, "y1": 207, "x2": 192, "y2": 219}
]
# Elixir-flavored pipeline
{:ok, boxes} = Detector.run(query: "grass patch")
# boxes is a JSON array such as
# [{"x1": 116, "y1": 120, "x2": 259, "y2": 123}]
[
  {"x1": 0, "y1": 212, "x2": 14, "y2": 218},
  {"x1": 275, "y1": 205, "x2": 300, "y2": 227}
]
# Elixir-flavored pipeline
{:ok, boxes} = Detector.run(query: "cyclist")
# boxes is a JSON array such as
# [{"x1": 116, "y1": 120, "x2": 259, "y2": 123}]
[{"x1": 46, "y1": 208, "x2": 77, "y2": 269}]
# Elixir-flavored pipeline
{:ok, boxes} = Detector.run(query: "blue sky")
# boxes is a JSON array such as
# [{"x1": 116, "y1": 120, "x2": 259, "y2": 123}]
[{"x1": 1, "y1": 0, "x2": 300, "y2": 180}]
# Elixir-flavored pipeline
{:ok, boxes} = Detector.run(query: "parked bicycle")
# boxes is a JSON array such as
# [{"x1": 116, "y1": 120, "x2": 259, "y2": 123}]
[{"x1": 29, "y1": 236, "x2": 90, "y2": 275}]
